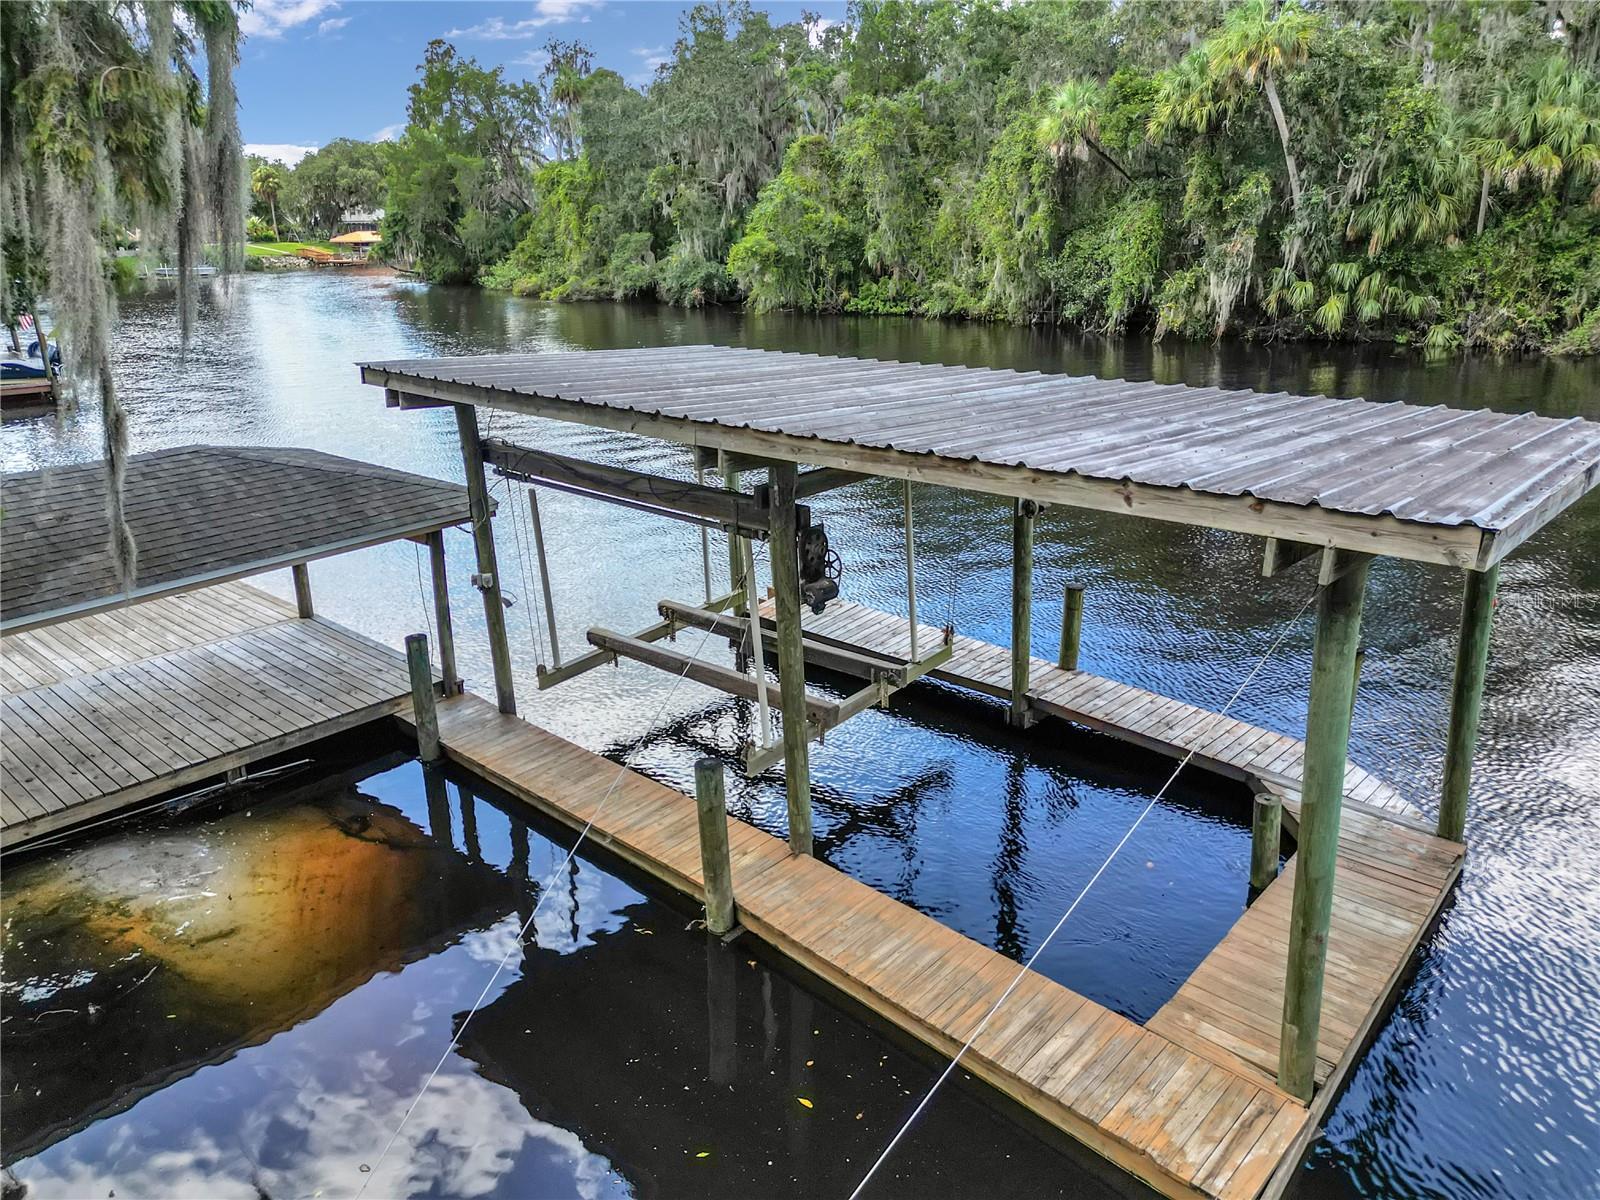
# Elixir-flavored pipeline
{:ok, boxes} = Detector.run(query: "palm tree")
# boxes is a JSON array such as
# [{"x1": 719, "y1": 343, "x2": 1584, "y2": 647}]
[
  {"x1": 1207, "y1": 0, "x2": 1317, "y2": 210},
  {"x1": 251, "y1": 164, "x2": 283, "y2": 240},
  {"x1": 1037, "y1": 80, "x2": 1133, "y2": 183},
  {"x1": 1153, "y1": 0, "x2": 1318, "y2": 211},
  {"x1": 1469, "y1": 56, "x2": 1600, "y2": 233}
]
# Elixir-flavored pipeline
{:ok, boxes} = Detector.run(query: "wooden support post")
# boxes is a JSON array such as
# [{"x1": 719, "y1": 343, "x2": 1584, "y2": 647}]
[
  {"x1": 1279, "y1": 556, "x2": 1370, "y2": 1101},
  {"x1": 904, "y1": 480, "x2": 919, "y2": 661},
  {"x1": 720, "y1": 451, "x2": 746, "y2": 615},
  {"x1": 694, "y1": 757, "x2": 736, "y2": 935},
  {"x1": 291, "y1": 562, "x2": 314, "y2": 619},
  {"x1": 406, "y1": 632, "x2": 442, "y2": 763},
  {"x1": 1009, "y1": 499, "x2": 1037, "y2": 728},
  {"x1": 426, "y1": 530, "x2": 459, "y2": 694},
  {"x1": 1438, "y1": 565, "x2": 1498, "y2": 843},
  {"x1": 454, "y1": 404, "x2": 516, "y2": 715},
  {"x1": 1058, "y1": 582, "x2": 1084, "y2": 672},
  {"x1": 1251, "y1": 792, "x2": 1282, "y2": 891},
  {"x1": 768, "y1": 461, "x2": 813, "y2": 856},
  {"x1": 697, "y1": 460, "x2": 714, "y2": 604}
]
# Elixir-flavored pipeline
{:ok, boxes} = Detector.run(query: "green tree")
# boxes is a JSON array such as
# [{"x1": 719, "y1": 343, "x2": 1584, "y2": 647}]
[
  {"x1": 1152, "y1": 0, "x2": 1318, "y2": 211},
  {"x1": 384, "y1": 40, "x2": 543, "y2": 281},
  {"x1": 251, "y1": 164, "x2": 283, "y2": 239},
  {"x1": 284, "y1": 139, "x2": 388, "y2": 237}
]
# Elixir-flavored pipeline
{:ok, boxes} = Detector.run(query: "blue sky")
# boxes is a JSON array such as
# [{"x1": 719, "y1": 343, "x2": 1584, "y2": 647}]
[{"x1": 239, "y1": 0, "x2": 846, "y2": 164}]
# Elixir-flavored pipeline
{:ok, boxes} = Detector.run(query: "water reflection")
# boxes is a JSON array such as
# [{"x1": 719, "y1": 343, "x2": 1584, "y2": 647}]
[{"x1": 2, "y1": 747, "x2": 1145, "y2": 1199}]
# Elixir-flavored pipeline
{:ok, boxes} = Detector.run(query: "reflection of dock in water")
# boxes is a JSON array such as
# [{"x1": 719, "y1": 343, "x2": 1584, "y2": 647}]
[{"x1": 0, "y1": 755, "x2": 514, "y2": 1167}]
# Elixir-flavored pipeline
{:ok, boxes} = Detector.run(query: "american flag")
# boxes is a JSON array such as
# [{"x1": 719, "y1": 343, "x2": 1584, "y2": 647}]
[{"x1": 18, "y1": 313, "x2": 33, "y2": 331}]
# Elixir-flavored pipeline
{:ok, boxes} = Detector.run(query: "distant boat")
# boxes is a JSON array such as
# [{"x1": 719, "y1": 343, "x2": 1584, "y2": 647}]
[{"x1": 151, "y1": 264, "x2": 219, "y2": 278}]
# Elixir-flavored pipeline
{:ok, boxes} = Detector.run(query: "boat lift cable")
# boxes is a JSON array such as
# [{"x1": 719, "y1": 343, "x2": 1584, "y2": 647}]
[
  {"x1": 508, "y1": 482, "x2": 549, "y2": 668},
  {"x1": 354, "y1": 615, "x2": 727, "y2": 1196},
  {"x1": 847, "y1": 581, "x2": 1325, "y2": 1200}
]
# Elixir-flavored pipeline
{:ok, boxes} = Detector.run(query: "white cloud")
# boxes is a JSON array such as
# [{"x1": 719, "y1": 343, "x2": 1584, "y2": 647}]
[
  {"x1": 245, "y1": 143, "x2": 318, "y2": 167},
  {"x1": 317, "y1": 15, "x2": 350, "y2": 34},
  {"x1": 626, "y1": 45, "x2": 668, "y2": 86},
  {"x1": 372, "y1": 123, "x2": 405, "y2": 142},
  {"x1": 808, "y1": 17, "x2": 840, "y2": 47},
  {"x1": 240, "y1": 0, "x2": 340, "y2": 39},
  {"x1": 447, "y1": 1, "x2": 602, "y2": 40}
]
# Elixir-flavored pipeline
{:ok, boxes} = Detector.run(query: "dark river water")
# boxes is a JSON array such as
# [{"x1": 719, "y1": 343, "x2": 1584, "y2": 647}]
[{"x1": 2, "y1": 273, "x2": 1597, "y2": 1199}]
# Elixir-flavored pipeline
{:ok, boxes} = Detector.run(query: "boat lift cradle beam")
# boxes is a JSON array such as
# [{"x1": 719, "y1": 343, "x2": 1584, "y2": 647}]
[{"x1": 484, "y1": 438, "x2": 799, "y2": 542}]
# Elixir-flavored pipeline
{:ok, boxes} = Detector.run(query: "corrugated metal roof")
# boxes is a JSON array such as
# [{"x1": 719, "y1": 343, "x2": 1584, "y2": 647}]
[
  {"x1": 361, "y1": 345, "x2": 1600, "y2": 562},
  {"x1": 2, "y1": 446, "x2": 471, "y2": 631}
]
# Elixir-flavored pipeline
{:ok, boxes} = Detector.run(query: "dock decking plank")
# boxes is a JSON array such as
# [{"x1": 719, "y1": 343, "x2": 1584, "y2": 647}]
[{"x1": 0, "y1": 585, "x2": 415, "y2": 849}]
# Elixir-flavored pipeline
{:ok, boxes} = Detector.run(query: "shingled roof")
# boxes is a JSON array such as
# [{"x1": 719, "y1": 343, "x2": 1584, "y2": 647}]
[{"x1": 2, "y1": 446, "x2": 472, "y2": 632}]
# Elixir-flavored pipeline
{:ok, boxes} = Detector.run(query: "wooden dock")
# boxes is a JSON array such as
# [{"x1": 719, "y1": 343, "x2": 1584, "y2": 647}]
[
  {"x1": 0, "y1": 565, "x2": 1465, "y2": 1195},
  {"x1": 766, "y1": 597, "x2": 1424, "y2": 825},
  {"x1": 0, "y1": 583, "x2": 418, "y2": 849},
  {"x1": 412, "y1": 668, "x2": 1462, "y2": 1200},
  {"x1": 424, "y1": 692, "x2": 1308, "y2": 1200}
]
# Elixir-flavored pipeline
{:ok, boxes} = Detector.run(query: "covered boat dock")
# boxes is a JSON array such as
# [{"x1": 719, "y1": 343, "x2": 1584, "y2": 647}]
[
  {"x1": 361, "y1": 344, "x2": 1600, "y2": 1199},
  {"x1": 0, "y1": 446, "x2": 473, "y2": 849}
]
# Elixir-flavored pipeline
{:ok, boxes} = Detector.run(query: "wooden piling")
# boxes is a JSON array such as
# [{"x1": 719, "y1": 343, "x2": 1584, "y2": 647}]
[
  {"x1": 1251, "y1": 792, "x2": 1282, "y2": 891},
  {"x1": 291, "y1": 562, "x2": 314, "y2": 619},
  {"x1": 768, "y1": 461, "x2": 814, "y2": 855},
  {"x1": 694, "y1": 757, "x2": 736, "y2": 934},
  {"x1": 1009, "y1": 499, "x2": 1037, "y2": 728},
  {"x1": 1278, "y1": 556, "x2": 1369, "y2": 1101},
  {"x1": 1438, "y1": 566, "x2": 1498, "y2": 843},
  {"x1": 425, "y1": 530, "x2": 459, "y2": 694},
  {"x1": 454, "y1": 404, "x2": 516, "y2": 715},
  {"x1": 720, "y1": 451, "x2": 746, "y2": 615},
  {"x1": 406, "y1": 632, "x2": 442, "y2": 763},
  {"x1": 1058, "y1": 582, "x2": 1084, "y2": 671}
]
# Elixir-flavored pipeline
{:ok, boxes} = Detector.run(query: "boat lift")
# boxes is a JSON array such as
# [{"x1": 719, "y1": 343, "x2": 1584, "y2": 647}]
[{"x1": 484, "y1": 438, "x2": 954, "y2": 776}]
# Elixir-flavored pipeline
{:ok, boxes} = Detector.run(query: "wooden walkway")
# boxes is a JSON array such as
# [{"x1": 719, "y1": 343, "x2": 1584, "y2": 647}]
[
  {"x1": 762, "y1": 598, "x2": 1425, "y2": 825},
  {"x1": 427, "y1": 692, "x2": 1311, "y2": 1200},
  {"x1": 0, "y1": 583, "x2": 416, "y2": 849},
  {"x1": 1148, "y1": 803, "x2": 1461, "y2": 1094}
]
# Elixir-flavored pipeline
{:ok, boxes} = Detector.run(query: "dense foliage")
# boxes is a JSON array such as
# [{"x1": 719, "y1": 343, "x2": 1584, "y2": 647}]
[
  {"x1": 389, "y1": 1, "x2": 1600, "y2": 354},
  {"x1": 245, "y1": 138, "x2": 389, "y2": 241},
  {"x1": 1, "y1": 0, "x2": 245, "y2": 579}
]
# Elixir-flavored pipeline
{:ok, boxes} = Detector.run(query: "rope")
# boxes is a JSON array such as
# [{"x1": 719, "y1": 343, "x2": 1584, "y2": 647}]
[
  {"x1": 355, "y1": 617, "x2": 725, "y2": 1195},
  {"x1": 847, "y1": 581, "x2": 1323, "y2": 1199}
]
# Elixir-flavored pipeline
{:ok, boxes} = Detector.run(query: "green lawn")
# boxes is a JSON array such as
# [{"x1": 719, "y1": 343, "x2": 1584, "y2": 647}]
[{"x1": 246, "y1": 240, "x2": 342, "y2": 257}]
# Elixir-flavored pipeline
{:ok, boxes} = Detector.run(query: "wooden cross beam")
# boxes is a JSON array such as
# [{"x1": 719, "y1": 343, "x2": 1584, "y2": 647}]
[
  {"x1": 484, "y1": 438, "x2": 794, "y2": 541},
  {"x1": 586, "y1": 626, "x2": 841, "y2": 729}
]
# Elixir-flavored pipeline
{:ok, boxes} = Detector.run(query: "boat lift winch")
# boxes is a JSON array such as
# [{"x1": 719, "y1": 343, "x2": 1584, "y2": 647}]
[{"x1": 485, "y1": 438, "x2": 953, "y2": 775}]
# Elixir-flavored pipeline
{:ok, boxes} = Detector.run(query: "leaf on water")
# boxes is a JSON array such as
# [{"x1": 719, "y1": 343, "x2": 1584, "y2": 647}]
[
  {"x1": 855, "y1": 1112, "x2": 864, "y2": 1120},
  {"x1": 797, "y1": 1096, "x2": 814, "y2": 1109},
  {"x1": 637, "y1": 928, "x2": 654, "y2": 935},
  {"x1": 695, "y1": 1151, "x2": 711, "y2": 1159},
  {"x1": 805, "y1": 1059, "x2": 814, "y2": 1067}
]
